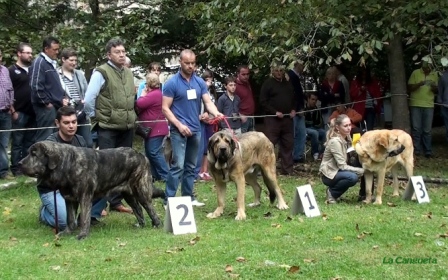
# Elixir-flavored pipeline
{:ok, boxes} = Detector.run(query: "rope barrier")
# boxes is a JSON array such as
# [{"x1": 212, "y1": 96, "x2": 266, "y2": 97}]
[{"x1": 0, "y1": 93, "x2": 443, "y2": 133}]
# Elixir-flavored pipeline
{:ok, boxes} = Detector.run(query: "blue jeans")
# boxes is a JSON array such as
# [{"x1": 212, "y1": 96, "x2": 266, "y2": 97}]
[
  {"x1": 241, "y1": 117, "x2": 255, "y2": 133},
  {"x1": 164, "y1": 129, "x2": 201, "y2": 204},
  {"x1": 306, "y1": 128, "x2": 326, "y2": 155},
  {"x1": 441, "y1": 106, "x2": 448, "y2": 143},
  {"x1": 322, "y1": 170, "x2": 358, "y2": 199},
  {"x1": 195, "y1": 123, "x2": 213, "y2": 177},
  {"x1": 293, "y1": 115, "x2": 306, "y2": 161},
  {"x1": 410, "y1": 106, "x2": 433, "y2": 155},
  {"x1": 76, "y1": 122, "x2": 93, "y2": 148},
  {"x1": 144, "y1": 135, "x2": 169, "y2": 181},
  {"x1": 39, "y1": 190, "x2": 107, "y2": 230},
  {"x1": 33, "y1": 104, "x2": 57, "y2": 142},
  {"x1": 0, "y1": 112, "x2": 12, "y2": 178},
  {"x1": 10, "y1": 112, "x2": 35, "y2": 175}
]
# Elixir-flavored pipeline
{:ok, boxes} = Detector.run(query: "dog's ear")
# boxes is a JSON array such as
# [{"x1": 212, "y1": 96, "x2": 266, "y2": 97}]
[
  {"x1": 377, "y1": 135, "x2": 388, "y2": 149},
  {"x1": 42, "y1": 142, "x2": 60, "y2": 170},
  {"x1": 206, "y1": 136, "x2": 216, "y2": 163},
  {"x1": 230, "y1": 137, "x2": 238, "y2": 156}
]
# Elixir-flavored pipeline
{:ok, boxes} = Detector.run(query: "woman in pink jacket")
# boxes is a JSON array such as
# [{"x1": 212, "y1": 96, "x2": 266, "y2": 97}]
[{"x1": 135, "y1": 73, "x2": 169, "y2": 182}]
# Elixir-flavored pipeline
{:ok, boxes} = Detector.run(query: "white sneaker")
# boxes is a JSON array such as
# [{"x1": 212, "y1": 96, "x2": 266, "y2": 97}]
[
  {"x1": 313, "y1": 153, "x2": 319, "y2": 160},
  {"x1": 191, "y1": 200, "x2": 205, "y2": 207}
]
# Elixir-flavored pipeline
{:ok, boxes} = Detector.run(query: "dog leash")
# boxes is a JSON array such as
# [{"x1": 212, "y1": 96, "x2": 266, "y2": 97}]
[{"x1": 209, "y1": 115, "x2": 239, "y2": 143}]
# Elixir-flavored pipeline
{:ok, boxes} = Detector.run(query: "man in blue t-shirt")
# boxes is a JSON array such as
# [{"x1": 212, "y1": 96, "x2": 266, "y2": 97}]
[{"x1": 162, "y1": 49, "x2": 223, "y2": 207}]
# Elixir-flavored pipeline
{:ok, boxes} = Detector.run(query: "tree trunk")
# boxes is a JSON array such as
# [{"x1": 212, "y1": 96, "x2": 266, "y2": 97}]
[{"x1": 387, "y1": 33, "x2": 411, "y2": 132}]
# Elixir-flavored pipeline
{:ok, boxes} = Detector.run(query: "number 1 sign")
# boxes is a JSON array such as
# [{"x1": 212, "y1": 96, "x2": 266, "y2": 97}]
[
  {"x1": 291, "y1": 184, "x2": 321, "y2": 217},
  {"x1": 164, "y1": 197, "x2": 197, "y2": 235}
]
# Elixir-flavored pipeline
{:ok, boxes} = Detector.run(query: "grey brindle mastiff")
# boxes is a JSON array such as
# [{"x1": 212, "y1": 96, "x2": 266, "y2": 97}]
[{"x1": 19, "y1": 141, "x2": 161, "y2": 240}]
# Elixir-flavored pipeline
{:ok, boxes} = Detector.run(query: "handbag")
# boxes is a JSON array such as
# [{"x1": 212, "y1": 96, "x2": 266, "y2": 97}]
[
  {"x1": 135, "y1": 124, "x2": 152, "y2": 139},
  {"x1": 74, "y1": 102, "x2": 87, "y2": 123}
]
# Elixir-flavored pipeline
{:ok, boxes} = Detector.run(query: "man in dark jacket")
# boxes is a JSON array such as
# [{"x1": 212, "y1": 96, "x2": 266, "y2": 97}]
[
  {"x1": 260, "y1": 63, "x2": 297, "y2": 175},
  {"x1": 287, "y1": 61, "x2": 307, "y2": 163},
  {"x1": 29, "y1": 36, "x2": 67, "y2": 142}
]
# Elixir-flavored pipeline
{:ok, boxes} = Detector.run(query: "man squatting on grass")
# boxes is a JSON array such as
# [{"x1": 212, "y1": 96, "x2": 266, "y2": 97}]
[
  {"x1": 37, "y1": 107, "x2": 107, "y2": 230},
  {"x1": 162, "y1": 49, "x2": 223, "y2": 207}
]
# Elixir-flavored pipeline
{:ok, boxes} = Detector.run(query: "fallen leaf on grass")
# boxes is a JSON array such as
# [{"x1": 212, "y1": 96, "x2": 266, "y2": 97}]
[
  {"x1": 437, "y1": 233, "x2": 448, "y2": 238},
  {"x1": 228, "y1": 273, "x2": 240, "y2": 278},
  {"x1": 372, "y1": 245, "x2": 379, "y2": 250},
  {"x1": 225, "y1": 265, "x2": 233, "y2": 272},
  {"x1": 189, "y1": 236, "x2": 200, "y2": 245},
  {"x1": 387, "y1": 202, "x2": 397, "y2": 207},
  {"x1": 165, "y1": 247, "x2": 184, "y2": 254},
  {"x1": 414, "y1": 232, "x2": 425, "y2": 237},
  {"x1": 118, "y1": 242, "x2": 127, "y2": 247},
  {"x1": 3, "y1": 207, "x2": 12, "y2": 215},
  {"x1": 285, "y1": 216, "x2": 292, "y2": 221},
  {"x1": 441, "y1": 224, "x2": 446, "y2": 228},
  {"x1": 355, "y1": 223, "x2": 359, "y2": 232},
  {"x1": 330, "y1": 277, "x2": 342, "y2": 280},
  {"x1": 322, "y1": 214, "x2": 328, "y2": 220},
  {"x1": 423, "y1": 212, "x2": 432, "y2": 219},
  {"x1": 303, "y1": 258, "x2": 316, "y2": 263},
  {"x1": 43, "y1": 243, "x2": 50, "y2": 247},
  {"x1": 298, "y1": 217, "x2": 304, "y2": 223},
  {"x1": 271, "y1": 223, "x2": 281, "y2": 228},
  {"x1": 332, "y1": 236, "x2": 344, "y2": 241},
  {"x1": 49, "y1": 265, "x2": 60, "y2": 271},
  {"x1": 279, "y1": 264, "x2": 291, "y2": 269},
  {"x1": 288, "y1": 266, "x2": 300, "y2": 273},
  {"x1": 105, "y1": 258, "x2": 112, "y2": 262},
  {"x1": 236, "y1": 256, "x2": 246, "y2": 262},
  {"x1": 9, "y1": 237, "x2": 17, "y2": 241},
  {"x1": 263, "y1": 212, "x2": 272, "y2": 218}
]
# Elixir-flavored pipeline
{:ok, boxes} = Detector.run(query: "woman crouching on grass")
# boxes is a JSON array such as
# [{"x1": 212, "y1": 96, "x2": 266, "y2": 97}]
[{"x1": 319, "y1": 114, "x2": 364, "y2": 203}]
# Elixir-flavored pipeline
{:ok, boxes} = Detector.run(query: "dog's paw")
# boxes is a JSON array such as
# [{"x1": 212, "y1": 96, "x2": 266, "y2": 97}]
[
  {"x1": 234, "y1": 214, "x2": 246, "y2": 221},
  {"x1": 76, "y1": 232, "x2": 87, "y2": 240},
  {"x1": 392, "y1": 192, "x2": 400, "y2": 197},
  {"x1": 276, "y1": 203, "x2": 289, "y2": 210},
  {"x1": 248, "y1": 202, "x2": 261, "y2": 208},
  {"x1": 362, "y1": 199, "x2": 371, "y2": 204},
  {"x1": 373, "y1": 199, "x2": 383, "y2": 205},
  {"x1": 206, "y1": 212, "x2": 221, "y2": 219}
]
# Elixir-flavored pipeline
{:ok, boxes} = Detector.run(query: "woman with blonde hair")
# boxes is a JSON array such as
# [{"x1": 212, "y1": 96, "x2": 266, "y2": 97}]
[
  {"x1": 135, "y1": 73, "x2": 169, "y2": 182},
  {"x1": 319, "y1": 114, "x2": 364, "y2": 203}
]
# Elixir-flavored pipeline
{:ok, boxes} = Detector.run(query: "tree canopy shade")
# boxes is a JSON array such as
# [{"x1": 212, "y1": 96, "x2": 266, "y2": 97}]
[{"x1": 187, "y1": 0, "x2": 448, "y2": 130}]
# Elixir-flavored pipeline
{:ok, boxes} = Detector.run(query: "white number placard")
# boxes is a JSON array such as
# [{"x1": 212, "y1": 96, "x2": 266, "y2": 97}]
[
  {"x1": 164, "y1": 197, "x2": 197, "y2": 235},
  {"x1": 403, "y1": 176, "x2": 430, "y2": 203},
  {"x1": 291, "y1": 184, "x2": 321, "y2": 217}
]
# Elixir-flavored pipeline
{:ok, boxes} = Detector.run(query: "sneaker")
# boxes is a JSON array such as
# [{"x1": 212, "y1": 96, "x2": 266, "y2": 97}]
[
  {"x1": 326, "y1": 188, "x2": 337, "y2": 204},
  {"x1": 313, "y1": 153, "x2": 319, "y2": 161},
  {"x1": 191, "y1": 200, "x2": 205, "y2": 207}
]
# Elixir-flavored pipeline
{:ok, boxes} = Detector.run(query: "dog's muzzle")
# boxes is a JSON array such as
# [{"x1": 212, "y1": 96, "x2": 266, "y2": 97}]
[
  {"x1": 388, "y1": 145, "x2": 405, "y2": 157},
  {"x1": 217, "y1": 147, "x2": 229, "y2": 163}
]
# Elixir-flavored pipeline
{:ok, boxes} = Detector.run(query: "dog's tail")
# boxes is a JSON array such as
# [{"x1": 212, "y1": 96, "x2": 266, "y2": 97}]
[{"x1": 152, "y1": 187, "x2": 166, "y2": 200}]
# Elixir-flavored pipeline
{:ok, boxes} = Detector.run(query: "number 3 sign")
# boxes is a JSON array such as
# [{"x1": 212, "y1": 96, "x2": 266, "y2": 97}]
[
  {"x1": 291, "y1": 184, "x2": 321, "y2": 217},
  {"x1": 402, "y1": 176, "x2": 430, "y2": 203},
  {"x1": 164, "y1": 197, "x2": 197, "y2": 235}
]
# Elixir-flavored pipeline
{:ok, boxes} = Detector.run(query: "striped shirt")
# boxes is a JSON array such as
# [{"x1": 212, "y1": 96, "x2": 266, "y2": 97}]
[
  {"x1": 0, "y1": 65, "x2": 14, "y2": 110},
  {"x1": 62, "y1": 75, "x2": 81, "y2": 102}
]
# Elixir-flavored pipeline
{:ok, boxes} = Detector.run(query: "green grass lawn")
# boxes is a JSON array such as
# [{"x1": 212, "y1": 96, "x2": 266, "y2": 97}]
[{"x1": 0, "y1": 132, "x2": 447, "y2": 279}]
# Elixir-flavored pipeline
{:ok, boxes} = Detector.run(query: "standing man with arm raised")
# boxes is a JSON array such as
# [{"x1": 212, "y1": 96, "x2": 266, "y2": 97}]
[{"x1": 162, "y1": 49, "x2": 223, "y2": 207}]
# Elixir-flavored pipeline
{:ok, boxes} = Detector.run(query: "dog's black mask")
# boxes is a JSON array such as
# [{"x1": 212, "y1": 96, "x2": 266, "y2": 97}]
[
  {"x1": 388, "y1": 145, "x2": 405, "y2": 157},
  {"x1": 217, "y1": 148, "x2": 230, "y2": 163}
]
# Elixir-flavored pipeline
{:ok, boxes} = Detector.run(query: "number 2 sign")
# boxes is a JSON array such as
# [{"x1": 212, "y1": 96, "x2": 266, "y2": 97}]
[
  {"x1": 291, "y1": 184, "x2": 321, "y2": 217},
  {"x1": 164, "y1": 197, "x2": 197, "y2": 235}
]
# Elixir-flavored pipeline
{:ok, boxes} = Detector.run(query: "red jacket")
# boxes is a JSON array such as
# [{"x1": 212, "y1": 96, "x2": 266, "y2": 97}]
[
  {"x1": 235, "y1": 78, "x2": 255, "y2": 115},
  {"x1": 135, "y1": 88, "x2": 169, "y2": 138},
  {"x1": 349, "y1": 79, "x2": 382, "y2": 116}
]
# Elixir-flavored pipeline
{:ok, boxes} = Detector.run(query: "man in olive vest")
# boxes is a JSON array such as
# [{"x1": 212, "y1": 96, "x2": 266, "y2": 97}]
[{"x1": 84, "y1": 38, "x2": 136, "y2": 214}]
